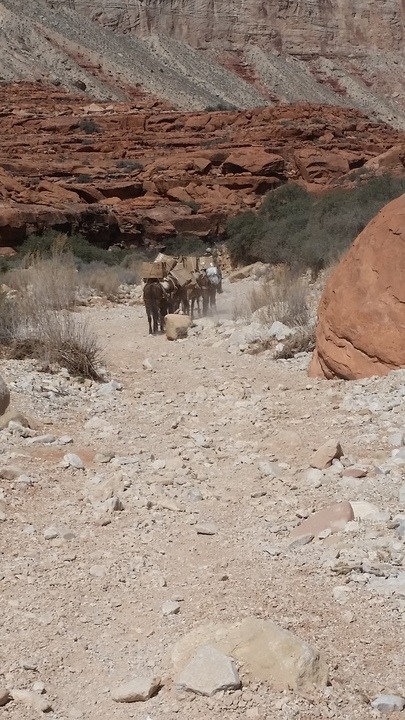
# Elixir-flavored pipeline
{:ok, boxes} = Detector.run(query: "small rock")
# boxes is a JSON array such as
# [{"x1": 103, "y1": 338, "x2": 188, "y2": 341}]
[
  {"x1": 310, "y1": 440, "x2": 343, "y2": 470},
  {"x1": 11, "y1": 688, "x2": 52, "y2": 713},
  {"x1": 43, "y1": 527, "x2": 59, "y2": 540},
  {"x1": 371, "y1": 694, "x2": 405, "y2": 713},
  {"x1": 0, "y1": 374, "x2": 10, "y2": 416},
  {"x1": 89, "y1": 564, "x2": 106, "y2": 578},
  {"x1": 111, "y1": 675, "x2": 161, "y2": 703},
  {"x1": 388, "y1": 432, "x2": 405, "y2": 447},
  {"x1": 176, "y1": 645, "x2": 241, "y2": 697},
  {"x1": 342, "y1": 467, "x2": 367, "y2": 478},
  {"x1": 0, "y1": 689, "x2": 10, "y2": 706},
  {"x1": 350, "y1": 501, "x2": 380, "y2": 520},
  {"x1": 196, "y1": 522, "x2": 218, "y2": 535},
  {"x1": 162, "y1": 600, "x2": 181, "y2": 616},
  {"x1": 32, "y1": 682, "x2": 46, "y2": 695},
  {"x1": 63, "y1": 453, "x2": 85, "y2": 470},
  {"x1": 142, "y1": 358, "x2": 153, "y2": 371}
]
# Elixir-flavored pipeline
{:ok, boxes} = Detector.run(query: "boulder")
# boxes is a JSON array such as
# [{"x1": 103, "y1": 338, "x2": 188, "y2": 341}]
[
  {"x1": 0, "y1": 375, "x2": 10, "y2": 416},
  {"x1": 310, "y1": 439, "x2": 343, "y2": 469},
  {"x1": 165, "y1": 314, "x2": 192, "y2": 341},
  {"x1": 222, "y1": 149, "x2": 285, "y2": 176},
  {"x1": 294, "y1": 149, "x2": 350, "y2": 183},
  {"x1": 171, "y1": 617, "x2": 328, "y2": 692},
  {"x1": 290, "y1": 501, "x2": 354, "y2": 539},
  {"x1": 309, "y1": 194, "x2": 405, "y2": 379}
]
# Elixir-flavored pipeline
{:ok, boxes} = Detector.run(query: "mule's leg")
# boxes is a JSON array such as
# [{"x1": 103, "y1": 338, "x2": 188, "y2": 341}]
[
  {"x1": 152, "y1": 308, "x2": 159, "y2": 334},
  {"x1": 202, "y1": 290, "x2": 209, "y2": 316},
  {"x1": 147, "y1": 310, "x2": 152, "y2": 334}
]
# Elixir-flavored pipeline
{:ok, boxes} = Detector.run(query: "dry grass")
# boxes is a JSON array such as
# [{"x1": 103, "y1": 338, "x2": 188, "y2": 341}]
[
  {"x1": 4, "y1": 247, "x2": 77, "y2": 311},
  {"x1": 233, "y1": 266, "x2": 310, "y2": 327},
  {"x1": 78, "y1": 262, "x2": 121, "y2": 300},
  {"x1": 0, "y1": 250, "x2": 103, "y2": 380},
  {"x1": 274, "y1": 324, "x2": 316, "y2": 359}
]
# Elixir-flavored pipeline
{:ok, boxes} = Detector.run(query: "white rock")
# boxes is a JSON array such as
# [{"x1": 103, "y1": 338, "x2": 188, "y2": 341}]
[
  {"x1": 11, "y1": 688, "x2": 52, "y2": 713},
  {"x1": 162, "y1": 600, "x2": 181, "y2": 616},
  {"x1": 350, "y1": 501, "x2": 380, "y2": 520},
  {"x1": 63, "y1": 453, "x2": 85, "y2": 470},
  {"x1": 176, "y1": 645, "x2": 240, "y2": 696},
  {"x1": 268, "y1": 321, "x2": 294, "y2": 341},
  {"x1": 371, "y1": 694, "x2": 405, "y2": 713}
]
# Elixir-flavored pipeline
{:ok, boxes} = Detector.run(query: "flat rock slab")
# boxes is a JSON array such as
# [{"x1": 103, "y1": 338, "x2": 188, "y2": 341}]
[
  {"x1": 176, "y1": 645, "x2": 240, "y2": 696},
  {"x1": 171, "y1": 617, "x2": 328, "y2": 692},
  {"x1": 350, "y1": 501, "x2": 380, "y2": 520},
  {"x1": 310, "y1": 440, "x2": 343, "y2": 469},
  {"x1": 290, "y1": 501, "x2": 354, "y2": 540},
  {"x1": 111, "y1": 675, "x2": 161, "y2": 703}
]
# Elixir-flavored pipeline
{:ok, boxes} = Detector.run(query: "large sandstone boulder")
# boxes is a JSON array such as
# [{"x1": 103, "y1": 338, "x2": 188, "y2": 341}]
[
  {"x1": 0, "y1": 375, "x2": 10, "y2": 416},
  {"x1": 171, "y1": 617, "x2": 328, "y2": 692},
  {"x1": 165, "y1": 314, "x2": 191, "y2": 340},
  {"x1": 309, "y1": 194, "x2": 405, "y2": 380}
]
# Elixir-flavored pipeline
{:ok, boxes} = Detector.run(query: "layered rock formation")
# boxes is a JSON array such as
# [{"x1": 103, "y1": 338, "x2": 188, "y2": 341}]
[
  {"x1": 1, "y1": 83, "x2": 404, "y2": 247},
  {"x1": 309, "y1": 194, "x2": 405, "y2": 380},
  {"x1": 0, "y1": 0, "x2": 405, "y2": 126}
]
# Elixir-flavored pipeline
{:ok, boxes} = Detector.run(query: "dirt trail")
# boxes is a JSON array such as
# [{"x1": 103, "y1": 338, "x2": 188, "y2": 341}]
[{"x1": 1, "y1": 280, "x2": 404, "y2": 719}]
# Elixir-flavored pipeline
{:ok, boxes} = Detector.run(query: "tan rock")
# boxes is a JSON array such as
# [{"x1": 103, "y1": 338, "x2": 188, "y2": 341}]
[
  {"x1": 176, "y1": 645, "x2": 241, "y2": 696},
  {"x1": 0, "y1": 410, "x2": 30, "y2": 430},
  {"x1": 290, "y1": 501, "x2": 354, "y2": 539},
  {"x1": 309, "y1": 194, "x2": 405, "y2": 379},
  {"x1": 11, "y1": 688, "x2": 52, "y2": 713},
  {"x1": 171, "y1": 617, "x2": 328, "y2": 692},
  {"x1": 111, "y1": 676, "x2": 161, "y2": 703},
  {"x1": 0, "y1": 375, "x2": 10, "y2": 416},
  {"x1": 310, "y1": 439, "x2": 343, "y2": 469},
  {"x1": 165, "y1": 314, "x2": 192, "y2": 340}
]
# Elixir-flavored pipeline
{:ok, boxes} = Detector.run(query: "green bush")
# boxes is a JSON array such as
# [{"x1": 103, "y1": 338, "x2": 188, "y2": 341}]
[
  {"x1": 19, "y1": 231, "x2": 128, "y2": 266},
  {"x1": 78, "y1": 118, "x2": 101, "y2": 134},
  {"x1": 226, "y1": 175, "x2": 405, "y2": 271},
  {"x1": 163, "y1": 235, "x2": 211, "y2": 257},
  {"x1": 116, "y1": 159, "x2": 144, "y2": 171}
]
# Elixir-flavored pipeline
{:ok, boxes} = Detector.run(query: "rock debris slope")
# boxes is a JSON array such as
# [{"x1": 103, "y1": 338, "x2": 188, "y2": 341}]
[{"x1": 1, "y1": 280, "x2": 405, "y2": 718}]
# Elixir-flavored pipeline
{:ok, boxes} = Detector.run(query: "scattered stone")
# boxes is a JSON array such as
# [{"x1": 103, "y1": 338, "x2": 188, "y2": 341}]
[
  {"x1": 310, "y1": 439, "x2": 343, "y2": 469},
  {"x1": 165, "y1": 314, "x2": 192, "y2": 341},
  {"x1": 43, "y1": 527, "x2": 59, "y2": 540},
  {"x1": 162, "y1": 600, "x2": 181, "y2": 616},
  {"x1": 11, "y1": 688, "x2": 52, "y2": 713},
  {"x1": 176, "y1": 645, "x2": 241, "y2": 696},
  {"x1": 62, "y1": 453, "x2": 85, "y2": 469},
  {"x1": 196, "y1": 522, "x2": 218, "y2": 535},
  {"x1": 268, "y1": 321, "x2": 294, "y2": 341},
  {"x1": 290, "y1": 501, "x2": 354, "y2": 539},
  {"x1": 0, "y1": 689, "x2": 10, "y2": 706},
  {"x1": 142, "y1": 358, "x2": 153, "y2": 371},
  {"x1": 32, "y1": 681, "x2": 46, "y2": 695},
  {"x1": 111, "y1": 675, "x2": 161, "y2": 703},
  {"x1": 388, "y1": 432, "x2": 405, "y2": 447},
  {"x1": 0, "y1": 374, "x2": 10, "y2": 416},
  {"x1": 350, "y1": 501, "x2": 380, "y2": 520},
  {"x1": 371, "y1": 694, "x2": 405, "y2": 713},
  {"x1": 342, "y1": 467, "x2": 367, "y2": 478},
  {"x1": 0, "y1": 410, "x2": 30, "y2": 430},
  {"x1": 172, "y1": 617, "x2": 328, "y2": 691}
]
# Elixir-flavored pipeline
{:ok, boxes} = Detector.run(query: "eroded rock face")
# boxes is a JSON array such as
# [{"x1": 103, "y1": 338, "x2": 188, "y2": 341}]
[
  {"x1": 309, "y1": 194, "x2": 405, "y2": 380},
  {"x1": 0, "y1": 83, "x2": 403, "y2": 248}
]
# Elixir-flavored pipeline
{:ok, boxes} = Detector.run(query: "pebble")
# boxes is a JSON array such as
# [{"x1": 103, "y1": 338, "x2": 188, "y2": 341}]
[
  {"x1": 196, "y1": 522, "x2": 218, "y2": 536},
  {"x1": 162, "y1": 600, "x2": 181, "y2": 616},
  {"x1": 0, "y1": 689, "x2": 10, "y2": 707},
  {"x1": 43, "y1": 527, "x2": 59, "y2": 540}
]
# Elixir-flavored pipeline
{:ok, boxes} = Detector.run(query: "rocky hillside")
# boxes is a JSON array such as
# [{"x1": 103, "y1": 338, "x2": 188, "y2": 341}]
[
  {"x1": 1, "y1": 0, "x2": 405, "y2": 127},
  {"x1": 1, "y1": 83, "x2": 404, "y2": 248}
]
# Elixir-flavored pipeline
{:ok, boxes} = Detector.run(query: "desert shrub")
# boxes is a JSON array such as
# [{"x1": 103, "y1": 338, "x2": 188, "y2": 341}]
[
  {"x1": 163, "y1": 235, "x2": 210, "y2": 257},
  {"x1": 226, "y1": 174, "x2": 405, "y2": 271},
  {"x1": 19, "y1": 231, "x2": 128, "y2": 267},
  {"x1": 232, "y1": 266, "x2": 310, "y2": 327},
  {"x1": 77, "y1": 262, "x2": 121, "y2": 299},
  {"x1": 274, "y1": 324, "x2": 316, "y2": 359},
  {"x1": 180, "y1": 199, "x2": 200, "y2": 214},
  {"x1": 78, "y1": 118, "x2": 101, "y2": 134},
  {"x1": 4, "y1": 246, "x2": 77, "y2": 311},
  {"x1": 116, "y1": 159, "x2": 144, "y2": 171},
  {"x1": 0, "y1": 251, "x2": 102, "y2": 379},
  {"x1": 205, "y1": 102, "x2": 237, "y2": 111},
  {"x1": 75, "y1": 173, "x2": 92, "y2": 183}
]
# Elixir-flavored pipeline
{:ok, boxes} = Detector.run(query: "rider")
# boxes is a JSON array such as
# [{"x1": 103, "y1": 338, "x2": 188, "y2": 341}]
[{"x1": 204, "y1": 247, "x2": 223, "y2": 293}]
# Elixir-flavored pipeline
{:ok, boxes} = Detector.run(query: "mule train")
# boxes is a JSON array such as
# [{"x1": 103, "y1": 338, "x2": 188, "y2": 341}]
[{"x1": 142, "y1": 252, "x2": 222, "y2": 335}]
